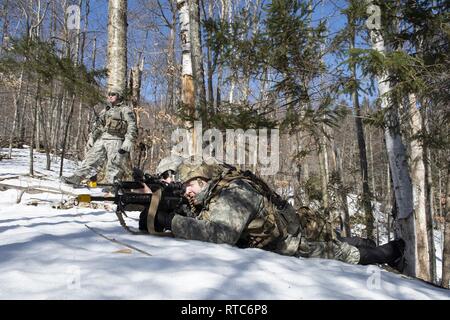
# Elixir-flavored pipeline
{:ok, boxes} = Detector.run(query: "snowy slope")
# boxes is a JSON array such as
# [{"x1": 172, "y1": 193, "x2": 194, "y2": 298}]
[{"x1": 0, "y1": 148, "x2": 449, "y2": 299}]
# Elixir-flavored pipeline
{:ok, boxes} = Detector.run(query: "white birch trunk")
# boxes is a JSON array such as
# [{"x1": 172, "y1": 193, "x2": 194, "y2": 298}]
[
  {"x1": 107, "y1": 0, "x2": 127, "y2": 92},
  {"x1": 367, "y1": 27, "x2": 415, "y2": 276}
]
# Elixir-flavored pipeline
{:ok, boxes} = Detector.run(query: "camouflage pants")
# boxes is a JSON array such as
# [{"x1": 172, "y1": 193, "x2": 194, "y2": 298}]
[
  {"x1": 74, "y1": 138, "x2": 129, "y2": 183},
  {"x1": 296, "y1": 238, "x2": 361, "y2": 264}
]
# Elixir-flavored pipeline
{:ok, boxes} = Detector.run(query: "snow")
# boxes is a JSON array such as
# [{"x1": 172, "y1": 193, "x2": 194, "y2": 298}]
[{"x1": 0, "y1": 148, "x2": 449, "y2": 299}]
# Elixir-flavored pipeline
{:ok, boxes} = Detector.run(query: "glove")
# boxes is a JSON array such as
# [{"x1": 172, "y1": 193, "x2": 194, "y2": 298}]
[
  {"x1": 120, "y1": 139, "x2": 133, "y2": 153},
  {"x1": 118, "y1": 148, "x2": 127, "y2": 154}
]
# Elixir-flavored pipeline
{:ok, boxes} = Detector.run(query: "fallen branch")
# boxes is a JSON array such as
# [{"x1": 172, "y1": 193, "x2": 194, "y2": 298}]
[
  {"x1": 0, "y1": 182, "x2": 78, "y2": 203},
  {"x1": 84, "y1": 224, "x2": 152, "y2": 257}
]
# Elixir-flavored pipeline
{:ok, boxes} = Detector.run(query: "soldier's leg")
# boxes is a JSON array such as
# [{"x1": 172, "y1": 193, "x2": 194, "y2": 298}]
[
  {"x1": 357, "y1": 239, "x2": 405, "y2": 270},
  {"x1": 338, "y1": 236, "x2": 377, "y2": 249},
  {"x1": 104, "y1": 140, "x2": 130, "y2": 183},
  {"x1": 296, "y1": 238, "x2": 361, "y2": 264},
  {"x1": 74, "y1": 140, "x2": 107, "y2": 177},
  {"x1": 63, "y1": 141, "x2": 107, "y2": 184},
  {"x1": 297, "y1": 237, "x2": 405, "y2": 268}
]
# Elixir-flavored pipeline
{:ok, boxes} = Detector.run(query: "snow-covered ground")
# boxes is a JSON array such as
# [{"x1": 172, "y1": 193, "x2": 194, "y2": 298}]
[{"x1": 0, "y1": 148, "x2": 449, "y2": 299}]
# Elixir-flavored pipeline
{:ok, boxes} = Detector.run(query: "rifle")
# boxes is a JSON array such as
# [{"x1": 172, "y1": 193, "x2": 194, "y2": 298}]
[{"x1": 77, "y1": 169, "x2": 189, "y2": 235}]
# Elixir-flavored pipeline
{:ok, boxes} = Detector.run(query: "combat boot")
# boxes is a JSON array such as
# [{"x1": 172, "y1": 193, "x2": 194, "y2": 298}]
[{"x1": 357, "y1": 238, "x2": 405, "y2": 271}]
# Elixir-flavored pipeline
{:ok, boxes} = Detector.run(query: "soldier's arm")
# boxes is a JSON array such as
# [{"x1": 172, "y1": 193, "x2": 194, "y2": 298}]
[
  {"x1": 90, "y1": 107, "x2": 106, "y2": 142},
  {"x1": 123, "y1": 106, "x2": 138, "y2": 145},
  {"x1": 171, "y1": 180, "x2": 263, "y2": 245}
]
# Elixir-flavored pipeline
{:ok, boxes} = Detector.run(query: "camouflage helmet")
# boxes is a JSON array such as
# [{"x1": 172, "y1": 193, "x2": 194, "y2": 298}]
[
  {"x1": 177, "y1": 163, "x2": 220, "y2": 183},
  {"x1": 156, "y1": 155, "x2": 184, "y2": 175},
  {"x1": 107, "y1": 86, "x2": 124, "y2": 99}
]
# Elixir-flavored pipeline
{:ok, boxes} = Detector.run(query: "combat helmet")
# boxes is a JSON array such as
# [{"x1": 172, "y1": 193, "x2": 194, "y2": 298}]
[
  {"x1": 107, "y1": 86, "x2": 124, "y2": 100},
  {"x1": 177, "y1": 162, "x2": 222, "y2": 184},
  {"x1": 156, "y1": 155, "x2": 184, "y2": 176}
]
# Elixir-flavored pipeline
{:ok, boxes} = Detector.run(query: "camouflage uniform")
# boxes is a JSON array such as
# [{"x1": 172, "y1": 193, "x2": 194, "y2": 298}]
[
  {"x1": 171, "y1": 163, "x2": 361, "y2": 264},
  {"x1": 70, "y1": 99, "x2": 138, "y2": 183}
]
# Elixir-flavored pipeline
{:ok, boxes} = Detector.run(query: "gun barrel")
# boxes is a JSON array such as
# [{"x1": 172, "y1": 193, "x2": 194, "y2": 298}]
[
  {"x1": 77, "y1": 194, "x2": 117, "y2": 203},
  {"x1": 77, "y1": 193, "x2": 153, "y2": 205}
]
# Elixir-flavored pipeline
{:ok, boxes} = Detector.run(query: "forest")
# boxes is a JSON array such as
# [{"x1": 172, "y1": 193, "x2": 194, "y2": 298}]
[{"x1": 0, "y1": 0, "x2": 448, "y2": 288}]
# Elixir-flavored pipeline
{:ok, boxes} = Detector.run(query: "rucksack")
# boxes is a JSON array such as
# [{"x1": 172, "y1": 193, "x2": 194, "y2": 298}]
[{"x1": 202, "y1": 164, "x2": 302, "y2": 249}]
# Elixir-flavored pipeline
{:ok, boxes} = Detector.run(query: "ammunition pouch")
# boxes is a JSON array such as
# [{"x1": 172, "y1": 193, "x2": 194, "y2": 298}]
[
  {"x1": 206, "y1": 165, "x2": 301, "y2": 250},
  {"x1": 297, "y1": 206, "x2": 328, "y2": 241},
  {"x1": 105, "y1": 109, "x2": 127, "y2": 137}
]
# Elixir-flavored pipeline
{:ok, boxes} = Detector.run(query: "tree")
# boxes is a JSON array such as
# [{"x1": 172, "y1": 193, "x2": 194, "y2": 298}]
[
  {"x1": 188, "y1": 0, "x2": 207, "y2": 126},
  {"x1": 107, "y1": 0, "x2": 127, "y2": 92},
  {"x1": 341, "y1": 1, "x2": 375, "y2": 240}
]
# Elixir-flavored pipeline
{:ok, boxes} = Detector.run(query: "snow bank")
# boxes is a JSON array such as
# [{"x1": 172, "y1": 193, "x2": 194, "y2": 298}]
[{"x1": 0, "y1": 148, "x2": 449, "y2": 299}]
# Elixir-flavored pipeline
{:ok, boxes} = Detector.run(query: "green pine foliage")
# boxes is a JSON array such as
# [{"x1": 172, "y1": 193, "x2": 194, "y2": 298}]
[{"x1": 0, "y1": 37, "x2": 105, "y2": 104}]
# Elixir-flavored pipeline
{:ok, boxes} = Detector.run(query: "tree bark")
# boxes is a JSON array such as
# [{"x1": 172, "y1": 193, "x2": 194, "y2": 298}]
[
  {"x1": 442, "y1": 159, "x2": 450, "y2": 288},
  {"x1": 334, "y1": 144, "x2": 351, "y2": 237},
  {"x1": 422, "y1": 103, "x2": 437, "y2": 283},
  {"x1": 351, "y1": 68, "x2": 374, "y2": 240},
  {"x1": 30, "y1": 82, "x2": 41, "y2": 176},
  {"x1": 59, "y1": 94, "x2": 76, "y2": 176},
  {"x1": 107, "y1": 0, "x2": 127, "y2": 92},
  {"x1": 8, "y1": 69, "x2": 24, "y2": 158},
  {"x1": 1, "y1": 0, "x2": 10, "y2": 50},
  {"x1": 408, "y1": 94, "x2": 431, "y2": 282},
  {"x1": 177, "y1": 0, "x2": 195, "y2": 113},
  {"x1": 166, "y1": 0, "x2": 177, "y2": 112},
  {"x1": 367, "y1": 24, "x2": 415, "y2": 276},
  {"x1": 188, "y1": 0, "x2": 207, "y2": 126}
]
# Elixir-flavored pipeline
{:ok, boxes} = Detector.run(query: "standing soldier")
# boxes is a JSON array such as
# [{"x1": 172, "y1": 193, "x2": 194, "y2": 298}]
[{"x1": 62, "y1": 89, "x2": 138, "y2": 185}]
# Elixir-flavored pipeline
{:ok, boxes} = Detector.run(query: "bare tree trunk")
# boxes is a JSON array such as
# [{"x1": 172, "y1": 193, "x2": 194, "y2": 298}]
[
  {"x1": 442, "y1": 155, "x2": 450, "y2": 287},
  {"x1": 107, "y1": 0, "x2": 127, "y2": 92},
  {"x1": 201, "y1": 0, "x2": 214, "y2": 110},
  {"x1": 333, "y1": 142, "x2": 351, "y2": 237},
  {"x1": 408, "y1": 94, "x2": 431, "y2": 282},
  {"x1": 39, "y1": 97, "x2": 51, "y2": 170},
  {"x1": 387, "y1": 162, "x2": 392, "y2": 242},
  {"x1": 59, "y1": 94, "x2": 76, "y2": 176},
  {"x1": 130, "y1": 56, "x2": 144, "y2": 107},
  {"x1": 422, "y1": 104, "x2": 437, "y2": 283},
  {"x1": 318, "y1": 132, "x2": 333, "y2": 239},
  {"x1": 166, "y1": 0, "x2": 177, "y2": 111},
  {"x1": 30, "y1": 82, "x2": 41, "y2": 176},
  {"x1": 92, "y1": 36, "x2": 97, "y2": 69},
  {"x1": 75, "y1": 0, "x2": 90, "y2": 156},
  {"x1": 189, "y1": 0, "x2": 207, "y2": 126},
  {"x1": 354, "y1": 91, "x2": 375, "y2": 240},
  {"x1": 349, "y1": 29, "x2": 374, "y2": 240},
  {"x1": 8, "y1": 69, "x2": 24, "y2": 158},
  {"x1": 227, "y1": 0, "x2": 235, "y2": 104},
  {"x1": 1, "y1": 0, "x2": 10, "y2": 50},
  {"x1": 177, "y1": 0, "x2": 195, "y2": 113},
  {"x1": 367, "y1": 26, "x2": 415, "y2": 277}
]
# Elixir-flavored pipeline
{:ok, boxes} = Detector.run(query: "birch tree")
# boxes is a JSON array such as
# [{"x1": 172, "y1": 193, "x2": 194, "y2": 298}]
[
  {"x1": 365, "y1": 2, "x2": 415, "y2": 276},
  {"x1": 107, "y1": 0, "x2": 127, "y2": 92}
]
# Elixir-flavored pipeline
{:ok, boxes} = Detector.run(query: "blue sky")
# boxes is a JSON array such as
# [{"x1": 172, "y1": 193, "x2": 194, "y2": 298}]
[{"x1": 0, "y1": 0, "x2": 372, "y2": 106}]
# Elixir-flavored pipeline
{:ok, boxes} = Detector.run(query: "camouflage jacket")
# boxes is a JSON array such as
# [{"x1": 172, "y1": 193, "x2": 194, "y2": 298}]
[
  {"x1": 90, "y1": 100, "x2": 138, "y2": 146},
  {"x1": 171, "y1": 178, "x2": 302, "y2": 256}
]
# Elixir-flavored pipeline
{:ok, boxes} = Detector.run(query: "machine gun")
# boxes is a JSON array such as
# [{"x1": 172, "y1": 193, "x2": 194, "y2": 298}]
[{"x1": 77, "y1": 169, "x2": 189, "y2": 235}]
